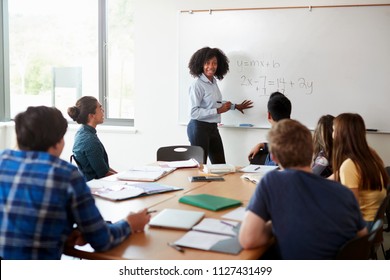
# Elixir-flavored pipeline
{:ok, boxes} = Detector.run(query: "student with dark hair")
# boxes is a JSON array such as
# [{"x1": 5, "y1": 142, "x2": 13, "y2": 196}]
[
  {"x1": 239, "y1": 119, "x2": 367, "y2": 259},
  {"x1": 68, "y1": 96, "x2": 117, "y2": 181},
  {"x1": 187, "y1": 46, "x2": 253, "y2": 164},
  {"x1": 311, "y1": 114, "x2": 335, "y2": 177},
  {"x1": 0, "y1": 106, "x2": 150, "y2": 259},
  {"x1": 332, "y1": 113, "x2": 388, "y2": 228},
  {"x1": 248, "y1": 91, "x2": 292, "y2": 165}
]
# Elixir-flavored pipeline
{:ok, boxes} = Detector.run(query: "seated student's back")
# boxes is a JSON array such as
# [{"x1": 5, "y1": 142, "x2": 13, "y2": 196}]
[
  {"x1": 251, "y1": 169, "x2": 365, "y2": 259},
  {"x1": 332, "y1": 113, "x2": 388, "y2": 225},
  {"x1": 239, "y1": 119, "x2": 366, "y2": 259}
]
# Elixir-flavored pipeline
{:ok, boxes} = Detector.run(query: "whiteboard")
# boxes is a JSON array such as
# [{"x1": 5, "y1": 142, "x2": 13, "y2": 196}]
[{"x1": 178, "y1": 6, "x2": 390, "y2": 131}]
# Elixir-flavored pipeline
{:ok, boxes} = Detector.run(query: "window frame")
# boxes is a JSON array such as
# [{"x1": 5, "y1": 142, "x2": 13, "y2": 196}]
[{"x1": 0, "y1": 0, "x2": 134, "y2": 126}]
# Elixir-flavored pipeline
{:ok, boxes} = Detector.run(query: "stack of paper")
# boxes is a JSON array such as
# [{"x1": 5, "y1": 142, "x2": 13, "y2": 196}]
[
  {"x1": 157, "y1": 158, "x2": 199, "y2": 168},
  {"x1": 203, "y1": 163, "x2": 235, "y2": 174},
  {"x1": 116, "y1": 166, "x2": 176, "y2": 182}
]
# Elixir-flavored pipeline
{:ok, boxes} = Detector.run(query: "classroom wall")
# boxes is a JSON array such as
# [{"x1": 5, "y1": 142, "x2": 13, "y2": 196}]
[{"x1": 1, "y1": 0, "x2": 390, "y2": 170}]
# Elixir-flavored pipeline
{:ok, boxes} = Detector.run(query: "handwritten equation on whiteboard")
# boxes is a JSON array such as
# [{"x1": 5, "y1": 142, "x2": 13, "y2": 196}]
[
  {"x1": 240, "y1": 75, "x2": 314, "y2": 95},
  {"x1": 233, "y1": 59, "x2": 314, "y2": 96}
]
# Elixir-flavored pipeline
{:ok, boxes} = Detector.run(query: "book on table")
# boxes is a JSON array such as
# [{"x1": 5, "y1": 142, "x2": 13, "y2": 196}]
[
  {"x1": 179, "y1": 194, "x2": 242, "y2": 211},
  {"x1": 149, "y1": 208, "x2": 205, "y2": 230},
  {"x1": 173, "y1": 218, "x2": 242, "y2": 255},
  {"x1": 87, "y1": 179, "x2": 182, "y2": 201}
]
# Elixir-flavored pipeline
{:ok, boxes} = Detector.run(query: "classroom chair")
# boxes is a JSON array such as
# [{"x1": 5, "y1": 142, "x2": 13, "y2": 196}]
[
  {"x1": 249, "y1": 148, "x2": 268, "y2": 165},
  {"x1": 156, "y1": 145, "x2": 204, "y2": 164},
  {"x1": 335, "y1": 219, "x2": 383, "y2": 260},
  {"x1": 370, "y1": 193, "x2": 390, "y2": 259},
  {"x1": 70, "y1": 154, "x2": 82, "y2": 170}
]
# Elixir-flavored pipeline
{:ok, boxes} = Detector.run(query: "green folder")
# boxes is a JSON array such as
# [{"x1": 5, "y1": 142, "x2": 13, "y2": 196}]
[{"x1": 179, "y1": 194, "x2": 242, "y2": 211}]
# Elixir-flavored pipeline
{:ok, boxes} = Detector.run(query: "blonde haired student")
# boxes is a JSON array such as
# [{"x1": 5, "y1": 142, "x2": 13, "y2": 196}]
[{"x1": 332, "y1": 113, "x2": 388, "y2": 228}]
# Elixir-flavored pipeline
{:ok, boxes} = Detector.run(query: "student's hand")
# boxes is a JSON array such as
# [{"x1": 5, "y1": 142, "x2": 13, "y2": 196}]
[
  {"x1": 217, "y1": 101, "x2": 232, "y2": 114},
  {"x1": 236, "y1": 100, "x2": 253, "y2": 114},
  {"x1": 65, "y1": 229, "x2": 87, "y2": 247},
  {"x1": 248, "y1": 143, "x2": 264, "y2": 161},
  {"x1": 126, "y1": 208, "x2": 151, "y2": 233}
]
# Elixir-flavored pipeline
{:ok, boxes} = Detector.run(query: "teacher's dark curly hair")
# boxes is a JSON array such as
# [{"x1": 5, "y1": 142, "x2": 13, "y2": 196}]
[{"x1": 188, "y1": 47, "x2": 229, "y2": 80}]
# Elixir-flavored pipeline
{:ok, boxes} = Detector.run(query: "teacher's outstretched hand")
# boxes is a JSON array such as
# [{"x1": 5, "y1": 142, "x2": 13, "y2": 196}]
[{"x1": 236, "y1": 100, "x2": 253, "y2": 114}]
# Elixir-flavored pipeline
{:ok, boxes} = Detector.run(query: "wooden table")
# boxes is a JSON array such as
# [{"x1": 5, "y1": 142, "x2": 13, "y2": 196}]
[{"x1": 64, "y1": 168, "x2": 270, "y2": 259}]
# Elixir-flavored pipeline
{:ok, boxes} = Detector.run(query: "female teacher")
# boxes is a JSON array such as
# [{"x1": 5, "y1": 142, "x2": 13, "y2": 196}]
[{"x1": 187, "y1": 47, "x2": 253, "y2": 164}]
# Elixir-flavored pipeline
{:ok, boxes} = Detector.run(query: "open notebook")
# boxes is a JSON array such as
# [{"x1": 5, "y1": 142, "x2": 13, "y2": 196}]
[
  {"x1": 240, "y1": 165, "x2": 278, "y2": 184},
  {"x1": 87, "y1": 180, "x2": 182, "y2": 201},
  {"x1": 174, "y1": 218, "x2": 242, "y2": 255}
]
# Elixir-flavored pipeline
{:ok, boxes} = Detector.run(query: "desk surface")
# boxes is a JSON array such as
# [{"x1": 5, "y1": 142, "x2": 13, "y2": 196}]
[{"x1": 64, "y1": 168, "x2": 270, "y2": 260}]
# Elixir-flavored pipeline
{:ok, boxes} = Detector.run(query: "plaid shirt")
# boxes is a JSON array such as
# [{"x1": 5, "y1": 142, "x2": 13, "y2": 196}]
[{"x1": 0, "y1": 149, "x2": 131, "y2": 259}]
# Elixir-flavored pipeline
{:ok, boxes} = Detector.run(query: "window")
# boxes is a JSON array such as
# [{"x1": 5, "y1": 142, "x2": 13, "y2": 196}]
[{"x1": 1, "y1": 0, "x2": 134, "y2": 125}]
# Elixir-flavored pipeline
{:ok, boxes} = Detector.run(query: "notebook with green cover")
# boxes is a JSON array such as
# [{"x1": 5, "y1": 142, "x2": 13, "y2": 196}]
[{"x1": 179, "y1": 194, "x2": 242, "y2": 211}]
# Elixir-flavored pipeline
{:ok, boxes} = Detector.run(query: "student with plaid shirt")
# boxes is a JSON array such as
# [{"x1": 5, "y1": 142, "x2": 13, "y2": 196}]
[{"x1": 0, "y1": 106, "x2": 150, "y2": 259}]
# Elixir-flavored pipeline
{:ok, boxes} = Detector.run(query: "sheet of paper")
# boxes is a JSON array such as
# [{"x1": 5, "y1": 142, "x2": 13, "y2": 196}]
[
  {"x1": 239, "y1": 164, "x2": 278, "y2": 173},
  {"x1": 221, "y1": 206, "x2": 246, "y2": 221},
  {"x1": 174, "y1": 231, "x2": 232, "y2": 250},
  {"x1": 240, "y1": 173, "x2": 262, "y2": 184}
]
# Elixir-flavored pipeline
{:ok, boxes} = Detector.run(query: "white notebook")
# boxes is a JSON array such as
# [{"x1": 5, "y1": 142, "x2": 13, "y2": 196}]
[{"x1": 149, "y1": 208, "x2": 205, "y2": 230}]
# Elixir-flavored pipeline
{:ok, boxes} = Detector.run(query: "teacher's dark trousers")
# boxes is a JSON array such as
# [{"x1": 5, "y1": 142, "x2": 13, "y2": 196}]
[{"x1": 187, "y1": 119, "x2": 226, "y2": 164}]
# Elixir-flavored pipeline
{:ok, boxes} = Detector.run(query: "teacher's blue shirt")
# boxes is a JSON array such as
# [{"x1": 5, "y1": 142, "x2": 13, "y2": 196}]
[{"x1": 189, "y1": 73, "x2": 223, "y2": 123}]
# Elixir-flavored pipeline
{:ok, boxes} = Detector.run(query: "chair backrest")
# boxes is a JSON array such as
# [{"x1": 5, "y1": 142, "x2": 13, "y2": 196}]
[
  {"x1": 249, "y1": 148, "x2": 268, "y2": 165},
  {"x1": 70, "y1": 154, "x2": 82, "y2": 169},
  {"x1": 335, "y1": 219, "x2": 383, "y2": 260},
  {"x1": 156, "y1": 145, "x2": 204, "y2": 164},
  {"x1": 373, "y1": 193, "x2": 390, "y2": 222},
  {"x1": 385, "y1": 166, "x2": 390, "y2": 177}
]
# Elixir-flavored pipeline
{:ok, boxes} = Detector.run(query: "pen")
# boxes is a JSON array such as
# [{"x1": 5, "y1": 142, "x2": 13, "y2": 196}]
[
  {"x1": 254, "y1": 166, "x2": 261, "y2": 171},
  {"x1": 220, "y1": 220, "x2": 236, "y2": 227},
  {"x1": 216, "y1": 101, "x2": 222, "y2": 103},
  {"x1": 147, "y1": 210, "x2": 157, "y2": 214},
  {"x1": 167, "y1": 242, "x2": 185, "y2": 253}
]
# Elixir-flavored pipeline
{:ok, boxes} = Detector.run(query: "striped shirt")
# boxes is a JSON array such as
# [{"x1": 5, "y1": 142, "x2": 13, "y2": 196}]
[
  {"x1": 0, "y1": 149, "x2": 131, "y2": 259},
  {"x1": 189, "y1": 73, "x2": 223, "y2": 123}
]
